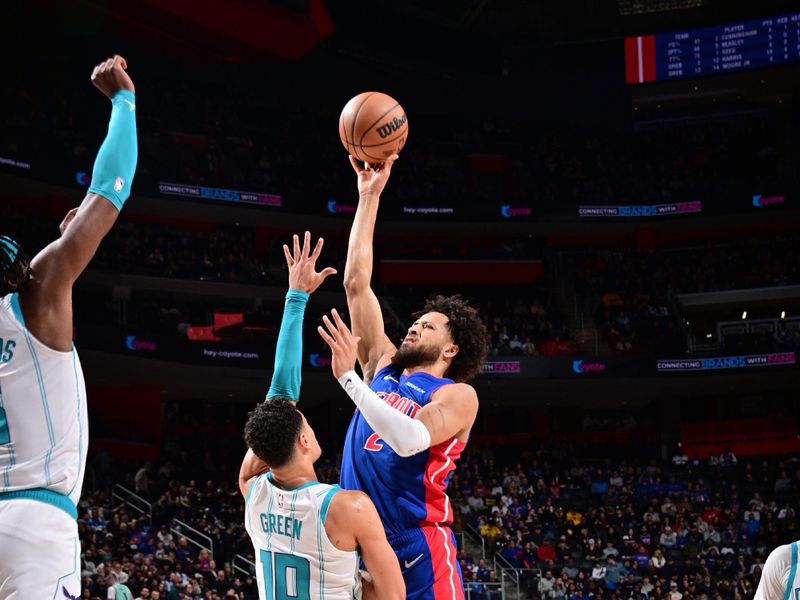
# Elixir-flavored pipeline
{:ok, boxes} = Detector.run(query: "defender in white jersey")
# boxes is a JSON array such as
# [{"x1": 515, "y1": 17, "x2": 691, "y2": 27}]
[
  {"x1": 238, "y1": 233, "x2": 404, "y2": 600},
  {"x1": 0, "y1": 55, "x2": 138, "y2": 599},
  {"x1": 240, "y1": 400, "x2": 405, "y2": 600},
  {"x1": 754, "y1": 541, "x2": 800, "y2": 600}
]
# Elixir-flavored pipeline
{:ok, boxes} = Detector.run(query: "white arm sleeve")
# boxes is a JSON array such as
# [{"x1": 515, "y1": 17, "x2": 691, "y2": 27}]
[
  {"x1": 753, "y1": 542, "x2": 794, "y2": 600},
  {"x1": 338, "y1": 370, "x2": 431, "y2": 457}
]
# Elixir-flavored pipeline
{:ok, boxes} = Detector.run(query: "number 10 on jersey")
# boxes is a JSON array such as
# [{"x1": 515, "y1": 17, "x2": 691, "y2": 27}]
[{"x1": 260, "y1": 550, "x2": 310, "y2": 600}]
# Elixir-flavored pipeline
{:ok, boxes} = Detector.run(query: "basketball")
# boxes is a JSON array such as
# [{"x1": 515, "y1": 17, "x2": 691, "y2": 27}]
[{"x1": 339, "y1": 91, "x2": 408, "y2": 163}]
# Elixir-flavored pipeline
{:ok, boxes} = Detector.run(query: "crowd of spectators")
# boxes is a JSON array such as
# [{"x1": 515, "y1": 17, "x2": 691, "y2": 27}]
[
  {"x1": 93, "y1": 223, "x2": 271, "y2": 286},
  {"x1": 77, "y1": 437, "x2": 800, "y2": 599},
  {"x1": 2, "y1": 49, "x2": 796, "y2": 219},
  {"x1": 452, "y1": 445, "x2": 799, "y2": 599},
  {"x1": 569, "y1": 233, "x2": 800, "y2": 354}
]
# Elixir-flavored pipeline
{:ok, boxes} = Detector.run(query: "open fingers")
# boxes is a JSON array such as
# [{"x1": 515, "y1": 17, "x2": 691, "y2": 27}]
[
  {"x1": 292, "y1": 234, "x2": 301, "y2": 262},
  {"x1": 301, "y1": 231, "x2": 312, "y2": 261},
  {"x1": 317, "y1": 325, "x2": 337, "y2": 350},
  {"x1": 310, "y1": 237, "x2": 324, "y2": 263},
  {"x1": 330, "y1": 309, "x2": 352, "y2": 339},
  {"x1": 321, "y1": 314, "x2": 340, "y2": 344},
  {"x1": 283, "y1": 244, "x2": 294, "y2": 267}
]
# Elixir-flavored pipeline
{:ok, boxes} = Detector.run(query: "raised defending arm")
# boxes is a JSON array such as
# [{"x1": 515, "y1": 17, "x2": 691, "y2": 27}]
[{"x1": 22, "y1": 55, "x2": 138, "y2": 351}]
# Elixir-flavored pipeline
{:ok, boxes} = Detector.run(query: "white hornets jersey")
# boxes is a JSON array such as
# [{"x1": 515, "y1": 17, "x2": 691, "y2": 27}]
[
  {"x1": 244, "y1": 473, "x2": 361, "y2": 600},
  {"x1": 754, "y1": 541, "x2": 800, "y2": 600},
  {"x1": 0, "y1": 293, "x2": 88, "y2": 514}
]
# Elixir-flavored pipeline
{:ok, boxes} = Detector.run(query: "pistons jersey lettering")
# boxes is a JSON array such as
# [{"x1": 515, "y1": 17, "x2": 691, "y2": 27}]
[{"x1": 340, "y1": 364, "x2": 465, "y2": 536}]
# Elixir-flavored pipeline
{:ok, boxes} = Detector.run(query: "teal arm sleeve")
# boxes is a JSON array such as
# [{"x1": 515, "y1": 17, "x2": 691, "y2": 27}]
[
  {"x1": 266, "y1": 289, "x2": 309, "y2": 402},
  {"x1": 87, "y1": 89, "x2": 138, "y2": 211}
]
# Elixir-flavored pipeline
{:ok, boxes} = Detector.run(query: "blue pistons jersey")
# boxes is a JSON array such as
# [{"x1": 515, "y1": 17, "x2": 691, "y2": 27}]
[{"x1": 340, "y1": 364, "x2": 465, "y2": 536}]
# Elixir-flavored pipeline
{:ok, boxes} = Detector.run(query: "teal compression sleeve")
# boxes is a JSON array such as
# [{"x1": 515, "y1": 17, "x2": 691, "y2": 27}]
[
  {"x1": 87, "y1": 90, "x2": 138, "y2": 210},
  {"x1": 266, "y1": 289, "x2": 309, "y2": 401}
]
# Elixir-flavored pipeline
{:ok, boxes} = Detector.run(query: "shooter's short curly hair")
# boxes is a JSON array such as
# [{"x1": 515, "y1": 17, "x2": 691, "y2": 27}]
[{"x1": 414, "y1": 294, "x2": 489, "y2": 382}]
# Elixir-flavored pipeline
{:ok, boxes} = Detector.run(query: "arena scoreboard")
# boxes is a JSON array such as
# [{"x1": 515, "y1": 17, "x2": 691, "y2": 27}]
[{"x1": 625, "y1": 11, "x2": 800, "y2": 84}]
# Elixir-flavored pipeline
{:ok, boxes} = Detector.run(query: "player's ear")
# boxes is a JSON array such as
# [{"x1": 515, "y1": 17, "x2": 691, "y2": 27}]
[
  {"x1": 298, "y1": 432, "x2": 311, "y2": 450},
  {"x1": 443, "y1": 343, "x2": 459, "y2": 359}
]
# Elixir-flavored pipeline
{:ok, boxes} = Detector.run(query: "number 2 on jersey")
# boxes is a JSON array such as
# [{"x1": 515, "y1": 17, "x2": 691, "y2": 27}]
[
  {"x1": 260, "y1": 550, "x2": 310, "y2": 600},
  {"x1": 364, "y1": 433, "x2": 384, "y2": 451}
]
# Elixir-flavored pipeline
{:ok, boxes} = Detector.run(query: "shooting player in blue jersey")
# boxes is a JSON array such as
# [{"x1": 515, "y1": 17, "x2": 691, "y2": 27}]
[{"x1": 318, "y1": 156, "x2": 490, "y2": 600}]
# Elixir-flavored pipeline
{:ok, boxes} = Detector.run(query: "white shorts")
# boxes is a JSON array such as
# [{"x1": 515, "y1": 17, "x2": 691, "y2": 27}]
[{"x1": 0, "y1": 498, "x2": 81, "y2": 600}]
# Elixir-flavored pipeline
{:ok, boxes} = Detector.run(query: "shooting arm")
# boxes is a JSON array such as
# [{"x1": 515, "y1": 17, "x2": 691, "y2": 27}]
[{"x1": 343, "y1": 193, "x2": 396, "y2": 383}]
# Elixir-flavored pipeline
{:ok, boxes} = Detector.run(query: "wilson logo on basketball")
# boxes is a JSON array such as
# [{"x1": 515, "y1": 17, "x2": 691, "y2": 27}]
[{"x1": 375, "y1": 114, "x2": 407, "y2": 139}]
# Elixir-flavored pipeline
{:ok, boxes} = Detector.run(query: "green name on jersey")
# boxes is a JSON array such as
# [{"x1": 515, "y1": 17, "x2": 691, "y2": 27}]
[{"x1": 260, "y1": 513, "x2": 302, "y2": 541}]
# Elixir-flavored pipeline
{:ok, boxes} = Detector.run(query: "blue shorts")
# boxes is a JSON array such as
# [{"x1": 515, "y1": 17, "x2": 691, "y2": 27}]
[{"x1": 388, "y1": 525, "x2": 465, "y2": 600}]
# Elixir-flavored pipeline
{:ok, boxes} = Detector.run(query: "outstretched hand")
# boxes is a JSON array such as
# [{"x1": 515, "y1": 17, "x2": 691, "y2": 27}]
[
  {"x1": 91, "y1": 54, "x2": 135, "y2": 98},
  {"x1": 318, "y1": 308, "x2": 361, "y2": 379},
  {"x1": 349, "y1": 154, "x2": 398, "y2": 199},
  {"x1": 283, "y1": 231, "x2": 337, "y2": 295}
]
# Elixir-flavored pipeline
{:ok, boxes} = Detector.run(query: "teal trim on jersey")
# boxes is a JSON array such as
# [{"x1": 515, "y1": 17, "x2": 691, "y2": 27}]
[
  {"x1": 266, "y1": 472, "x2": 319, "y2": 492},
  {"x1": 317, "y1": 502, "x2": 325, "y2": 599},
  {"x1": 784, "y1": 542, "x2": 798, "y2": 600},
  {"x1": 293, "y1": 480, "x2": 319, "y2": 491},
  {"x1": 265, "y1": 487, "x2": 275, "y2": 551},
  {"x1": 0, "y1": 488, "x2": 78, "y2": 519},
  {"x1": 320, "y1": 486, "x2": 340, "y2": 525},
  {"x1": 21, "y1": 329, "x2": 56, "y2": 485},
  {"x1": 51, "y1": 537, "x2": 79, "y2": 600},
  {"x1": 0, "y1": 406, "x2": 8, "y2": 445},
  {"x1": 2, "y1": 294, "x2": 24, "y2": 491},
  {"x1": 66, "y1": 350, "x2": 83, "y2": 497},
  {"x1": 245, "y1": 473, "x2": 264, "y2": 505},
  {"x1": 290, "y1": 490, "x2": 298, "y2": 554},
  {"x1": 10, "y1": 293, "x2": 25, "y2": 327},
  {"x1": 266, "y1": 289, "x2": 309, "y2": 402},
  {"x1": 0, "y1": 392, "x2": 14, "y2": 491}
]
